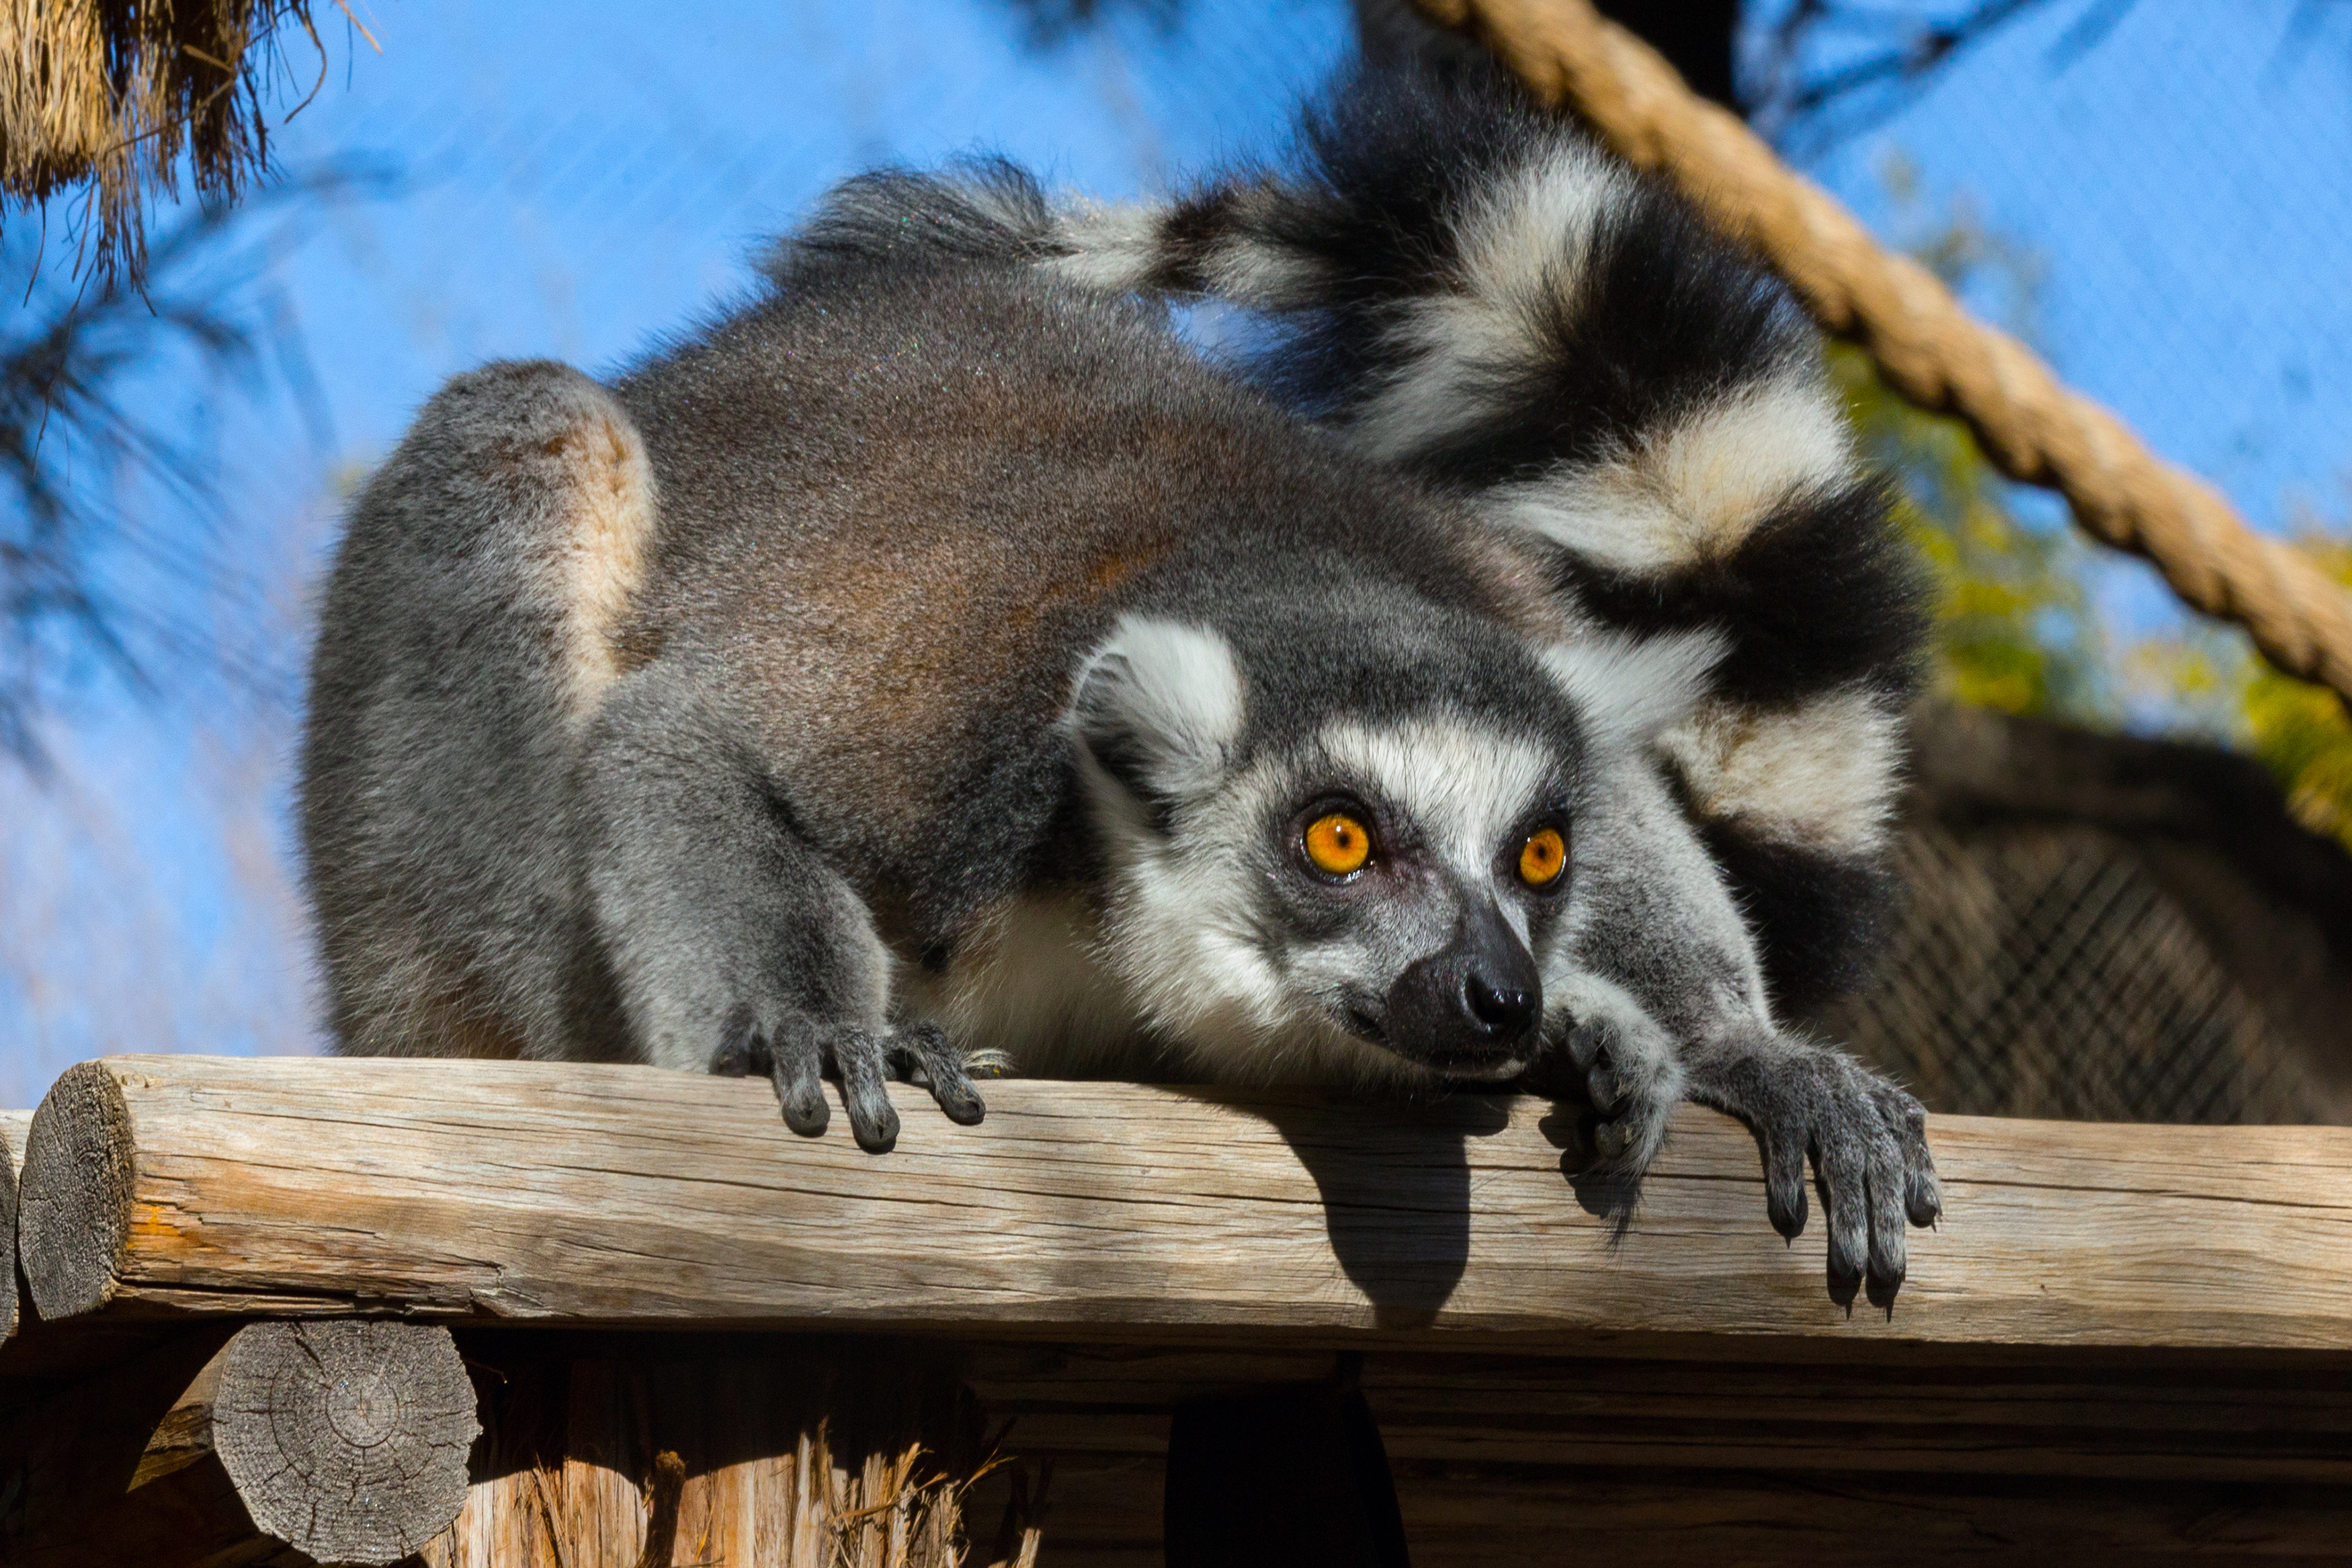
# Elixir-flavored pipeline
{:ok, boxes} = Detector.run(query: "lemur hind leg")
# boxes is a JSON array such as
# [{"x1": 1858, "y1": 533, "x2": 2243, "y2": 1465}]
[{"x1": 581, "y1": 668, "x2": 984, "y2": 1151}]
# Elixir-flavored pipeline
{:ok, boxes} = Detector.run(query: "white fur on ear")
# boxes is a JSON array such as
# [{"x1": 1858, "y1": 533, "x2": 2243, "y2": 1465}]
[
  {"x1": 1539, "y1": 628, "x2": 1725, "y2": 757},
  {"x1": 1068, "y1": 616, "x2": 1247, "y2": 810}
]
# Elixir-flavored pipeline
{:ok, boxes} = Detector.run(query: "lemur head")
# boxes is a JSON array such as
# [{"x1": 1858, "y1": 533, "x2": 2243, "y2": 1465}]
[{"x1": 1068, "y1": 591, "x2": 1718, "y2": 1086}]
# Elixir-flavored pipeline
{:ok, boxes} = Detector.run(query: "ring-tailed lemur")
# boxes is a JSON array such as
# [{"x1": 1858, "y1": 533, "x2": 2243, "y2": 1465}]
[{"x1": 301, "y1": 64, "x2": 1938, "y2": 1284}]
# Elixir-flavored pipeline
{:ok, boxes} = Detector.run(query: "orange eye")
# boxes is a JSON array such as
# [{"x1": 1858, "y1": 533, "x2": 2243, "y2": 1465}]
[
  {"x1": 1304, "y1": 813, "x2": 1373, "y2": 877},
  {"x1": 1519, "y1": 826, "x2": 1567, "y2": 887}
]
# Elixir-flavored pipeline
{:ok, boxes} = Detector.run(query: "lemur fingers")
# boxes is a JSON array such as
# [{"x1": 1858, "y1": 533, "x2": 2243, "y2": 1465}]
[
  {"x1": 1888, "y1": 1082, "x2": 1943, "y2": 1229},
  {"x1": 1685, "y1": 1031, "x2": 1937, "y2": 1289},
  {"x1": 1576, "y1": 1014, "x2": 1683, "y2": 1172},
  {"x1": 890, "y1": 1022, "x2": 988, "y2": 1127},
  {"x1": 1525, "y1": 984, "x2": 1686, "y2": 1188},
  {"x1": 714, "y1": 1008, "x2": 985, "y2": 1153}
]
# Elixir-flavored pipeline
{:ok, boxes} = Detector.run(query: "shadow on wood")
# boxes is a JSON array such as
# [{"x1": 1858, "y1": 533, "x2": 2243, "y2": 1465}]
[{"x1": 1247, "y1": 1094, "x2": 1511, "y2": 1330}]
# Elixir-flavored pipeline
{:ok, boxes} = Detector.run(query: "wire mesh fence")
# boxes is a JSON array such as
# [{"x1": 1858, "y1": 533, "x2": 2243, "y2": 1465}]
[
  {"x1": 1826, "y1": 819, "x2": 2344, "y2": 1125},
  {"x1": 1810, "y1": 701, "x2": 2352, "y2": 1126}
]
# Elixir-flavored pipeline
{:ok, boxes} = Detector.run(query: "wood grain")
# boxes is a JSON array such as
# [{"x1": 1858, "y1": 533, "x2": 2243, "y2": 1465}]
[
  {"x1": 20, "y1": 1054, "x2": 2352, "y2": 1354},
  {"x1": 212, "y1": 1320, "x2": 480, "y2": 1565},
  {"x1": 17, "y1": 1062, "x2": 131, "y2": 1323},
  {"x1": 1, "y1": 1108, "x2": 28, "y2": 1176},
  {"x1": 1, "y1": 1108, "x2": 21, "y2": 1342},
  {"x1": 416, "y1": 1340, "x2": 985, "y2": 1568}
]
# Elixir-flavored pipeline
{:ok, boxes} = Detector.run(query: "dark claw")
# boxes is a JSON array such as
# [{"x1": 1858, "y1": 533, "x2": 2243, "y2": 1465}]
[
  {"x1": 1593, "y1": 1119, "x2": 1634, "y2": 1161},
  {"x1": 1820, "y1": 1137, "x2": 1869, "y2": 1281},
  {"x1": 837, "y1": 1035, "x2": 900, "y2": 1153},
  {"x1": 773, "y1": 1038, "x2": 829, "y2": 1138},
  {"x1": 897, "y1": 1023, "x2": 987, "y2": 1126},
  {"x1": 1908, "y1": 1161, "x2": 1945, "y2": 1229},
  {"x1": 1764, "y1": 1132, "x2": 1808, "y2": 1240}
]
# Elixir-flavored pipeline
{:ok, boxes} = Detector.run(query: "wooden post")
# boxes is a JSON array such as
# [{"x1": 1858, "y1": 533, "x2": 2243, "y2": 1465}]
[
  {"x1": 210, "y1": 1319, "x2": 480, "y2": 1565},
  {"x1": 415, "y1": 1335, "x2": 1011, "y2": 1568},
  {"x1": 1, "y1": 1107, "x2": 25, "y2": 1342}
]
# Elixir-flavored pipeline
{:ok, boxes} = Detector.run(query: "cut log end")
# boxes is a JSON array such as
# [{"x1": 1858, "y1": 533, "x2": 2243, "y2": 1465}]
[
  {"x1": 18, "y1": 1059, "x2": 136, "y2": 1321},
  {"x1": 212, "y1": 1320, "x2": 480, "y2": 1567}
]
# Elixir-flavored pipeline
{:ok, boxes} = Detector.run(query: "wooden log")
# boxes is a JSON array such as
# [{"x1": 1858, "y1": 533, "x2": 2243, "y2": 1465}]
[
  {"x1": 17, "y1": 1063, "x2": 131, "y2": 1325},
  {"x1": 17, "y1": 1054, "x2": 2352, "y2": 1354},
  {"x1": 1, "y1": 1108, "x2": 24, "y2": 1342},
  {"x1": 209, "y1": 1319, "x2": 480, "y2": 1565}
]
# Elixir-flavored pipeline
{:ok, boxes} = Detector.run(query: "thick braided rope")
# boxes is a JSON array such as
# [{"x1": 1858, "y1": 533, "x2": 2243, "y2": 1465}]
[{"x1": 1413, "y1": 0, "x2": 2352, "y2": 704}]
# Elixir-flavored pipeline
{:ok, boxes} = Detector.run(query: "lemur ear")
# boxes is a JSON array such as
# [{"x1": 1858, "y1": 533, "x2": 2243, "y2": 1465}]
[
  {"x1": 1070, "y1": 616, "x2": 1246, "y2": 828},
  {"x1": 1540, "y1": 628, "x2": 1726, "y2": 757}
]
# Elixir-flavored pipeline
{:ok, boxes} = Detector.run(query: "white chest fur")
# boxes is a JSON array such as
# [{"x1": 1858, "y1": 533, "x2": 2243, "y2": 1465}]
[{"x1": 893, "y1": 891, "x2": 1158, "y2": 1078}]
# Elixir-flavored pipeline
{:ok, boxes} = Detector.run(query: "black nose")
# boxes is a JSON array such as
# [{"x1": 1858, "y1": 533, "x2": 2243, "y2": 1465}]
[
  {"x1": 1381, "y1": 901, "x2": 1543, "y2": 1071},
  {"x1": 1463, "y1": 970, "x2": 1538, "y2": 1039}
]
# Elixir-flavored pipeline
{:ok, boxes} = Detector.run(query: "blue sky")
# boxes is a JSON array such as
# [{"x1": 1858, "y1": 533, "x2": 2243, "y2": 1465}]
[{"x1": 2, "y1": 0, "x2": 2345, "y2": 1106}]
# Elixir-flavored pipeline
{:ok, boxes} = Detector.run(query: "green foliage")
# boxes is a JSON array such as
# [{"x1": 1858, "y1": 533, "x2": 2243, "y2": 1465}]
[
  {"x1": 1831, "y1": 344, "x2": 2105, "y2": 722},
  {"x1": 1835, "y1": 343, "x2": 2352, "y2": 852},
  {"x1": 2236, "y1": 541, "x2": 2352, "y2": 847}
]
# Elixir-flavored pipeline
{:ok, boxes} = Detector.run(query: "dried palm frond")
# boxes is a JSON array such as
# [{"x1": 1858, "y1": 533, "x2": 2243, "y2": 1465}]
[
  {"x1": 0, "y1": 0, "x2": 337, "y2": 281},
  {"x1": 0, "y1": 160, "x2": 386, "y2": 765}
]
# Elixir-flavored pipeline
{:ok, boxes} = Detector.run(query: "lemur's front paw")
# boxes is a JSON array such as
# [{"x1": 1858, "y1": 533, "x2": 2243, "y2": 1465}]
[
  {"x1": 1691, "y1": 1037, "x2": 1940, "y2": 1287},
  {"x1": 714, "y1": 1010, "x2": 985, "y2": 1153},
  {"x1": 1524, "y1": 1007, "x2": 1685, "y2": 1180}
]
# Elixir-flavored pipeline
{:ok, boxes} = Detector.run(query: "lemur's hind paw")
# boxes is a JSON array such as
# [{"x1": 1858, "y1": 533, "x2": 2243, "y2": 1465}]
[
  {"x1": 1524, "y1": 1006, "x2": 1685, "y2": 1182},
  {"x1": 1689, "y1": 1036, "x2": 1939, "y2": 1287},
  {"x1": 714, "y1": 1011, "x2": 985, "y2": 1153}
]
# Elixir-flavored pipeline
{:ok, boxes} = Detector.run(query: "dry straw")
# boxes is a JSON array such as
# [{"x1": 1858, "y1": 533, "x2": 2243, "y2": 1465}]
[
  {"x1": 0, "y1": 0, "x2": 340, "y2": 281},
  {"x1": 1415, "y1": 0, "x2": 2352, "y2": 709}
]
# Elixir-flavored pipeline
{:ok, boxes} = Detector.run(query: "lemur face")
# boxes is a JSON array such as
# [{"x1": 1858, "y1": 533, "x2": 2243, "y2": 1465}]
[
  {"x1": 1068, "y1": 612, "x2": 1590, "y2": 1084},
  {"x1": 1243, "y1": 717, "x2": 1574, "y2": 1078}
]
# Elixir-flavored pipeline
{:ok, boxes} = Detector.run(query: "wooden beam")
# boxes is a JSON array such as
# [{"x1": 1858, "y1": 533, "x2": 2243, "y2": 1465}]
[
  {"x1": 17, "y1": 1055, "x2": 2352, "y2": 1354},
  {"x1": 956, "y1": 1340, "x2": 2352, "y2": 1564}
]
